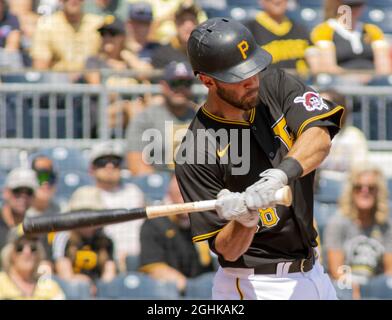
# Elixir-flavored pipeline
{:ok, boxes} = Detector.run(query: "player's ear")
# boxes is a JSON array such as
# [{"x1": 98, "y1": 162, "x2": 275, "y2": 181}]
[{"x1": 198, "y1": 74, "x2": 215, "y2": 88}]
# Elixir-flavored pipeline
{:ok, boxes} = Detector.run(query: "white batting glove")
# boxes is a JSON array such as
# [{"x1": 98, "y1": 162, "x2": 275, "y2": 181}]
[
  {"x1": 244, "y1": 169, "x2": 288, "y2": 210},
  {"x1": 215, "y1": 189, "x2": 260, "y2": 228}
]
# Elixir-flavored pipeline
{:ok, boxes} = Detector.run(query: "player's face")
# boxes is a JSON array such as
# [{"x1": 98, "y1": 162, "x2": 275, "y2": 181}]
[
  {"x1": 353, "y1": 172, "x2": 378, "y2": 212},
  {"x1": 215, "y1": 75, "x2": 260, "y2": 111}
]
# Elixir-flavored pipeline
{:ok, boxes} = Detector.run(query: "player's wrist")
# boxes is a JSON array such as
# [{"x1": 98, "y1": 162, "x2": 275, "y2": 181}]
[{"x1": 277, "y1": 157, "x2": 303, "y2": 184}]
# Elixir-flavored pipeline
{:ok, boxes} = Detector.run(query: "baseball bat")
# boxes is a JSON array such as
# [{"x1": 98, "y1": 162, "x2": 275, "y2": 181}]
[{"x1": 21, "y1": 186, "x2": 292, "y2": 235}]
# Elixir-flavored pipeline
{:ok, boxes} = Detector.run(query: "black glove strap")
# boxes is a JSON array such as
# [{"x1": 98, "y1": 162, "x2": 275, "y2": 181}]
[{"x1": 277, "y1": 157, "x2": 304, "y2": 184}]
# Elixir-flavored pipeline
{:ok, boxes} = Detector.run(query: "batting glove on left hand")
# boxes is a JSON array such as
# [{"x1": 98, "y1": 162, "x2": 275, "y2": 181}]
[
  {"x1": 244, "y1": 169, "x2": 288, "y2": 210},
  {"x1": 216, "y1": 189, "x2": 260, "y2": 228}
]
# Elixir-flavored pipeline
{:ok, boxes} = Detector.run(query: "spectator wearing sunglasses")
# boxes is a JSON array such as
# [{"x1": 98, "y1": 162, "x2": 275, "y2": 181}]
[
  {"x1": 324, "y1": 163, "x2": 392, "y2": 298},
  {"x1": 0, "y1": 228, "x2": 65, "y2": 300},
  {"x1": 56, "y1": 141, "x2": 145, "y2": 272},
  {"x1": 27, "y1": 156, "x2": 61, "y2": 218},
  {"x1": 126, "y1": 61, "x2": 196, "y2": 176},
  {"x1": 0, "y1": 168, "x2": 38, "y2": 253}
]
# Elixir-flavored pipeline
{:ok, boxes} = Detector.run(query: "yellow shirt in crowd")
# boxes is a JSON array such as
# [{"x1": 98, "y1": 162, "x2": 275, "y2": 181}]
[
  {"x1": 0, "y1": 272, "x2": 65, "y2": 300},
  {"x1": 31, "y1": 11, "x2": 103, "y2": 72}
]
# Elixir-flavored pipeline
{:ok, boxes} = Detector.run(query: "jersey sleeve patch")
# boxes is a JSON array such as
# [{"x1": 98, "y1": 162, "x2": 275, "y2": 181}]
[{"x1": 294, "y1": 92, "x2": 329, "y2": 112}]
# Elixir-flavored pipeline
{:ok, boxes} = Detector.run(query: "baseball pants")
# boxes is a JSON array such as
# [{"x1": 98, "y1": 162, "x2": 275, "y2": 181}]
[{"x1": 212, "y1": 260, "x2": 337, "y2": 300}]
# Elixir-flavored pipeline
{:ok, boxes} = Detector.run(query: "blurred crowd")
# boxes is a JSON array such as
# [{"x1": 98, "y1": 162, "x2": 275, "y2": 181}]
[{"x1": 0, "y1": 0, "x2": 391, "y2": 300}]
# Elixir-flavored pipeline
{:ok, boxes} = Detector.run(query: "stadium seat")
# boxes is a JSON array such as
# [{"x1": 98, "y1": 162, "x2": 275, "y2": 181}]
[
  {"x1": 388, "y1": 178, "x2": 392, "y2": 196},
  {"x1": 315, "y1": 175, "x2": 344, "y2": 204},
  {"x1": 296, "y1": 0, "x2": 323, "y2": 8},
  {"x1": 313, "y1": 201, "x2": 338, "y2": 241},
  {"x1": 52, "y1": 276, "x2": 92, "y2": 300},
  {"x1": 131, "y1": 172, "x2": 172, "y2": 204},
  {"x1": 55, "y1": 170, "x2": 94, "y2": 202},
  {"x1": 287, "y1": 6, "x2": 324, "y2": 31},
  {"x1": 29, "y1": 147, "x2": 89, "y2": 172},
  {"x1": 332, "y1": 281, "x2": 353, "y2": 300},
  {"x1": 125, "y1": 255, "x2": 140, "y2": 272},
  {"x1": 360, "y1": 275, "x2": 392, "y2": 299},
  {"x1": 362, "y1": 7, "x2": 392, "y2": 34},
  {"x1": 369, "y1": 0, "x2": 392, "y2": 8},
  {"x1": 96, "y1": 272, "x2": 179, "y2": 299},
  {"x1": 184, "y1": 272, "x2": 214, "y2": 299}
]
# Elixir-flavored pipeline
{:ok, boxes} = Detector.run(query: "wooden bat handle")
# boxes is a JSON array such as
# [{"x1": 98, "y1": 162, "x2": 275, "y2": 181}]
[{"x1": 146, "y1": 186, "x2": 292, "y2": 219}]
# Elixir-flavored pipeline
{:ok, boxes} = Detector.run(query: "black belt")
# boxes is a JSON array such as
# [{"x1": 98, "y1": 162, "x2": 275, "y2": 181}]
[{"x1": 253, "y1": 253, "x2": 316, "y2": 275}]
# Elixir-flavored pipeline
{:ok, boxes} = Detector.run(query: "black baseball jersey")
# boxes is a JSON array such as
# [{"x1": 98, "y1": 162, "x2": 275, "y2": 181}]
[
  {"x1": 245, "y1": 11, "x2": 310, "y2": 72},
  {"x1": 175, "y1": 68, "x2": 344, "y2": 269}
]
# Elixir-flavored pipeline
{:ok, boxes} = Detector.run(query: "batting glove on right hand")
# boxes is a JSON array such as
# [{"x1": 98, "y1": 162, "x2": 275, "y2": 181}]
[
  {"x1": 215, "y1": 189, "x2": 260, "y2": 228},
  {"x1": 244, "y1": 169, "x2": 288, "y2": 210}
]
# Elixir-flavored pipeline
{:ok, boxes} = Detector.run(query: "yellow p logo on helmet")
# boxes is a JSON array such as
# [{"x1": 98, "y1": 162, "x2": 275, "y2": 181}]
[{"x1": 237, "y1": 40, "x2": 249, "y2": 60}]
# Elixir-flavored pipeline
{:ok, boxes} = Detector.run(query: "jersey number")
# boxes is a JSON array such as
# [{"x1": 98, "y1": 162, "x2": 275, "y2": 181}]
[{"x1": 258, "y1": 208, "x2": 280, "y2": 227}]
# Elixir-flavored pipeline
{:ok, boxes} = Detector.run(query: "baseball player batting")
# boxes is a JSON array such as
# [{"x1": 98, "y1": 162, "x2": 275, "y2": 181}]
[{"x1": 175, "y1": 18, "x2": 345, "y2": 300}]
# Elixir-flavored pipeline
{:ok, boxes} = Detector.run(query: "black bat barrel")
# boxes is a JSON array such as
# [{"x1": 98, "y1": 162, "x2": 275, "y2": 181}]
[{"x1": 22, "y1": 208, "x2": 147, "y2": 235}]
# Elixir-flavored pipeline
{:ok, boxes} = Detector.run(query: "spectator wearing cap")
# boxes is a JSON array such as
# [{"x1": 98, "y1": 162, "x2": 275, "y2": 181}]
[
  {"x1": 150, "y1": 2, "x2": 203, "y2": 69},
  {"x1": 85, "y1": 15, "x2": 146, "y2": 136},
  {"x1": 53, "y1": 141, "x2": 145, "y2": 273},
  {"x1": 0, "y1": 228, "x2": 65, "y2": 300},
  {"x1": 0, "y1": 168, "x2": 38, "y2": 253},
  {"x1": 139, "y1": 176, "x2": 215, "y2": 295},
  {"x1": 31, "y1": 0, "x2": 103, "y2": 72},
  {"x1": 84, "y1": 0, "x2": 129, "y2": 21},
  {"x1": 27, "y1": 155, "x2": 61, "y2": 218},
  {"x1": 85, "y1": 15, "x2": 128, "y2": 82},
  {"x1": 126, "y1": 61, "x2": 197, "y2": 176},
  {"x1": 122, "y1": 1, "x2": 159, "y2": 71},
  {"x1": 127, "y1": 0, "x2": 206, "y2": 44},
  {"x1": 308, "y1": 0, "x2": 391, "y2": 75}
]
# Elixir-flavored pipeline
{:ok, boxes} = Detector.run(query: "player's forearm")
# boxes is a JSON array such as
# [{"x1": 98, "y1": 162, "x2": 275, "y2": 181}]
[
  {"x1": 214, "y1": 221, "x2": 257, "y2": 262},
  {"x1": 287, "y1": 127, "x2": 331, "y2": 176}
]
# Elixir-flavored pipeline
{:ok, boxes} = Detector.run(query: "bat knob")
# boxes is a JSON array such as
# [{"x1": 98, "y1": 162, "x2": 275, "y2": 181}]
[{"x1": 275, "y1": 186, "x2": 292, "y2": 207}]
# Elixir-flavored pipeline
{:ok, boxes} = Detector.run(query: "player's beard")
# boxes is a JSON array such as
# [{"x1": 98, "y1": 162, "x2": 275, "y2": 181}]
[{"x1": 216, "y1": 83, "x2": 259, "y2": 111}]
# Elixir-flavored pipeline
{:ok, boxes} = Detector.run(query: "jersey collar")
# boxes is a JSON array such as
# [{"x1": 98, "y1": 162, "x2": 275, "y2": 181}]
[{"x1": 201, "y1": 106, "x2": 256, "y2": 126}]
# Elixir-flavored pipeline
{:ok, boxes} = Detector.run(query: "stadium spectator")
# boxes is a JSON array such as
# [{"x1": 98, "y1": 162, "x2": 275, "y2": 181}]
[
  {"x1": 0, "y1": 0, "x2": 21, "y2": 50},
  {"x1": 139, "y1": 176, "x2": 215, "y2": 294},
  {"x1": 84, "y1": 0, "x2": 129, "y2": 21},
  {"x1": 308, "y1": 0, "x2": 392, "y2": 74},
  {"x1": 123, "y1": 1, "x2": 158, "y2": 72},
  {"x1": 58, "y1": 141, "x2": 145, "y2": 272},
  {"x1": 324, "y1": 163, "x2": 392, "y2": 298},
  {"x1": 150, "y1": 2, "x2": 200, "y2": 69},
  {"x1": 36, "y1": 0, "x2": 60, "y2": 16},
  {"x1": 0, "y1": 168, "x2": 38, "y2": 253},
  {"x1": 52, "y1": 225, "x2": 116, "y2": 287},
  {"x1": 127, "y1": 0, "x2": 206, "y2": 44},
  {"x1": 27, "y1": 155, "x2": 61, "y2": 218},
  {"x1": 0, "y1": 229, "x2": 65, "y2": 300},
  {"x1": 8, "y1": 0, "x2": 39, "y2": 67},
  {"x1": 31, "y1": 0, "x2": 103, "y2": 72},
  {"x1": 8, "y1": 0, "x2": 36, "y2": 18},
  {"x1": 319, "y1": 89, "x2": 368, "y2": 172},
  {"x1": 85, "y1": 14, "x2": 154, "y2": 135},
  {"x1": 85, "y1": 15, "x2": 128, "y2": 83},
  {"x1": 245, "y1": 0, "x2": 311, "y2": 75},
  {"x1": 126, "y1": 61, "x2": 196, "y2": 175}
]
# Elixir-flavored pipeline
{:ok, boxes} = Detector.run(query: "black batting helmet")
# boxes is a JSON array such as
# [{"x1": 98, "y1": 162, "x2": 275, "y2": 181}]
[{"x1": 187, "y1": 17, "x2": 272, "y2": 83}]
